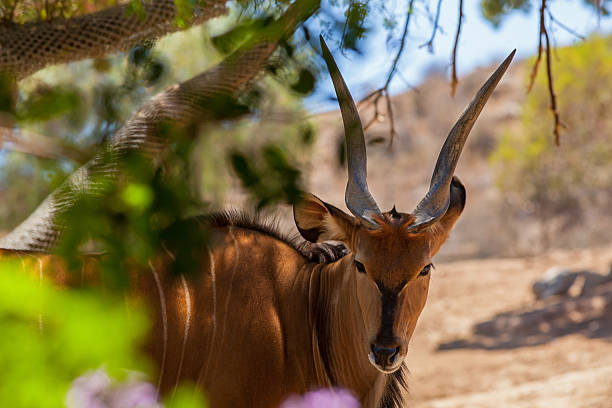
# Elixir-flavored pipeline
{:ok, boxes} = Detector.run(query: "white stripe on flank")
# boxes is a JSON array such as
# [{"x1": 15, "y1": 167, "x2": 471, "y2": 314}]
[
  {"x1": 162, "y1": 244, "x2": 176, "y2": 261},
  {"x1": 175, "y1": 275, "x2": 192, "y2": 389},
  {"x1": 219, "y1": 227, "x2": 238, "y2": 345},
  {"x1": 150, "y1": 261, "x2": 167, "y2": 391},
  {"x1": 197, "y1": 247, "x2": 217, "y2": 389}
]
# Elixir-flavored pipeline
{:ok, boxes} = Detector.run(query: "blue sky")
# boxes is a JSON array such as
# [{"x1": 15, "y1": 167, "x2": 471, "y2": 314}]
[{"x1": 308, "y1": 0, "x2": 612, "y2": 111}]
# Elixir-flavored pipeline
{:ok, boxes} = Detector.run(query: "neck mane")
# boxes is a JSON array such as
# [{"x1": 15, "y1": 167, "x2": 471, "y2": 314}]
[{"x1": 311, "y1": 258, "x2": 409, "y2": 408}]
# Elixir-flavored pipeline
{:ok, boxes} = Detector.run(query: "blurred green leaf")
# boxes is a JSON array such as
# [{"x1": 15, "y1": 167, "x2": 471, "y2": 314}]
[
  {"x1": 165, "y1": 384, "x2": 208, "y2": 408},
  {"x1": 125, "y1": 0, "x2": 146, "y2": 19},
  {"x1": 0, "y1": 260, "x2": 149, "y2": 408},
  {"x1": 0, "y1": 74, "x2": 16, "y2": 116},
  {"x1": 343, "y1": 2, "x2": 369, "y2": 51},
  {"x1": 291, "y1": 68, "x2": 316, "y2": 94},
  {"x1": 122, "y1": 182, "x2": 154, "y2": 212},
  {"x1": 174, "y1": 0, "x2": 195, "y2": 28},
  {"x1": 211, "y1": 17, "x2": 273, "y2": 55},
  {"x1": 17, "y1": 86, "x2": 81, "y2": 123},
  {"x1": 480, "y1": 0, "x2": 531, "y2": 27}
]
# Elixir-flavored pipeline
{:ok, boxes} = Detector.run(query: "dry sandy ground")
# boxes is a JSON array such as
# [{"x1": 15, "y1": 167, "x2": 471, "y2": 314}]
[{"x1": 405, "y1": 246, "x2": 612, "y2": 408}]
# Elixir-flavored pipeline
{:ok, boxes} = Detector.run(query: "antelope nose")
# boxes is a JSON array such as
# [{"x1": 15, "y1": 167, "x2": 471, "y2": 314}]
[{"x1": 370, "y1": 343, "x2": 400, "y2": 367}]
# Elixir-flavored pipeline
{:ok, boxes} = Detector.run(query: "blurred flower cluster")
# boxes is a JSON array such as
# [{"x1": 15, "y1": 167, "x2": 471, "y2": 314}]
[
  {"x1": 66, "y1": 369, "x2": 161, "y2": 408},
  {"x1": 280, "y1": 388, "x2": 360, "y2": 408}
]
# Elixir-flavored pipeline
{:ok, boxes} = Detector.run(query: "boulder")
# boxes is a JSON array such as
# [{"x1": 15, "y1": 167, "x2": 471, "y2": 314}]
[{"x1": 532, "y1": 267, "x2": 578, "y2": 300}]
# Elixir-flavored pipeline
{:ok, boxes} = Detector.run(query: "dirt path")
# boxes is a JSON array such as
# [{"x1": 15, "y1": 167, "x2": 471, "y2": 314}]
[{"x1": 406, "y1": 246, "x2": 612, "y2": 407}]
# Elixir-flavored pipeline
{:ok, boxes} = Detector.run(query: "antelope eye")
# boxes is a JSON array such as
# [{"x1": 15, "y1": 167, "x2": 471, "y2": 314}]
[
  {"x1": 419, "y1": 264, "x2": 433, "y2": 277},
  {"x1": 354, "y1": 260, "x2": 366, "y2": 274}
]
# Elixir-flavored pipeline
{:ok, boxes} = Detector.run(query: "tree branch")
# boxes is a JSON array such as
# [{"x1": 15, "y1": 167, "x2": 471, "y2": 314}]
[
  {"x1": 451, "y1": 0, "x2": 463, "y2": 96},
  {"x1": 542, "y1": 13, "x2": 562, "y2": 146},
  {"x1": 527, "y1": 0, "x2": 545, "y2": 93},
  {"x1": 528, "y1": 0, "x2": 563, "y2": 145},
  {"x1": 420, "y1": 0, "x2": 443, "y2": 53}
]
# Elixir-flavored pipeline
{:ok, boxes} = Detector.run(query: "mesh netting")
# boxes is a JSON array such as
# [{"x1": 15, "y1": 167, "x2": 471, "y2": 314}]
[
  {"x1": 0, "y1": 0, "x2": 319, "y2": 251},
  {"x1": 0, "y1": 0, "x2": 227, "y2": 79}
]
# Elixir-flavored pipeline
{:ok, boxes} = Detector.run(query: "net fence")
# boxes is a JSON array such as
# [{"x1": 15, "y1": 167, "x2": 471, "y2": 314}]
[
  {"x1": 0, "y1": 0, "x2": 319, "y2": 251},
  {"x1": 0, "y1": 0, "x2": 228, "y2": 79}
]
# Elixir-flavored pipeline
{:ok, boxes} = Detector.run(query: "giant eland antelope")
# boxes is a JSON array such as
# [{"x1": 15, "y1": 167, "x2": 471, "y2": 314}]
[{"x1": 0, "y1": 37, "x2": 514, "y2": 407}]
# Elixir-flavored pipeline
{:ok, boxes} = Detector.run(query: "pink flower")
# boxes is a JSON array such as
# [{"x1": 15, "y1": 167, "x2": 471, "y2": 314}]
[
  {"x1": 66, "y1": 368, "x2": 161, "y2": 408},
  {"x1": 280, "y1": 388, "x2": 360, "y2": 408}
]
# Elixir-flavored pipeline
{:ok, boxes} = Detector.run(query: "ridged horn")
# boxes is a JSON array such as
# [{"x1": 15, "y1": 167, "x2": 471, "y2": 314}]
[
  {"x1": 408, "y1": 49, "x2": 516, "y2": 232},
  {"x1": 320, "y1": 35, "x2": 381, "y2": 228}
]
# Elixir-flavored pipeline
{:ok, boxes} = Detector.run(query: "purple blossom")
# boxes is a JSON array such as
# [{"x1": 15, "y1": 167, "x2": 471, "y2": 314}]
[
  {"x1": 66, "y1": 368, "x2": 161, "y2": 408},
  {"x1": 280, "y1": 388, "x2": 361, "y2": 408}
]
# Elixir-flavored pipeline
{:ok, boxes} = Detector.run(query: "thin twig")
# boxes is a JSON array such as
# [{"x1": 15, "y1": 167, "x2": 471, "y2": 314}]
[
  {"x1": 527, "y1": 0, "x2": 545, "y2": 93},
  {"x1": 596, "y1": 0, "x2": 602, "y2": 25},
  {"x1": 384, "y1": 0, "x2": 415, "y2": 89},
  {"x1": 529, "y1": 0, "x2": 564, "y2": 145},
  {"x1": 542, "y1": 14, "x2": 563, "y2": 145},
  {"x1": 547, "y1": 10, "x2": 585, "y2": 40},
  {"x1": 362, "y1": 90, "x2": 383, "y2": 131},
  {"x1": 385, "y1": 90, "x2": 397, "y2": 145},
  {"x1": 356, "y1": 88, "x2": 384, "y2": 108},
  {"x1": 450, "y1": 0, "x2": 463, "y2": 96},
  {"x1": 358, "y1": 0, "x2": 415, "y2": 147},
  {"x1": 420, "y1": 0, "x2": 443, "y2": 53}
]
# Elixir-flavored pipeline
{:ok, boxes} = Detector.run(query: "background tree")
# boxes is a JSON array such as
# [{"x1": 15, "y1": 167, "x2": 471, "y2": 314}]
[{"x1": 491, "y1": 35, "x2": 612, "y2": 249}]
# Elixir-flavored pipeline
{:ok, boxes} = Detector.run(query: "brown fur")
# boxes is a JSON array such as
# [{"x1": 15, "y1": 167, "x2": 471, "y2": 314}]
[{"x1": 0, "y1": 179, "x2": 465, "y2": 407}]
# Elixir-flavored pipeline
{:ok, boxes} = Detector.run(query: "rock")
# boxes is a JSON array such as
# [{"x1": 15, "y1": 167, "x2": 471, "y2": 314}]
[{"x1": 532, "y1": 267, "x2": 579, "y2": 300}]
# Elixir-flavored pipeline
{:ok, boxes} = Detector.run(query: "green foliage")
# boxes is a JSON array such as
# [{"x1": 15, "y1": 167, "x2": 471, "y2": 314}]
[
  {"x1": 0, "y1": 74, "x2": 16, "y2": 115},
  {"x1": 0, "y1": 260, "x2": 149, "y2": 408},
  {"x1": 480, "y1": 0, "x2": 610, "y2": 26},
  {"x1": 211, "y1": 17, "x2": 274, "y2": 55},
  {"x1": 480, "y1": 0, "x2": 531, "y2": 27},
  {"x1": 342, "y1": 1, "x2": 369, "y2": 51},
  {"x1": 17, "y1": 85, "x2": 82, "y2": 123},
  {"x1": 174, "y1": 0, "x2": 195, "y2": 28},
  {"x1": 291, "y1": 68, "x2": 316, "y2": 94},
  {"x1": 55, "y1": 144, "x2": 209, "y2": 286},
  {"x1": 126, "y1": 0, "x2": 147, "y2": 20},
  {"x1": 0, "y1": 0, "x2": 119, "y2": 23},
  {"x1": 230, "y1": 143, "x2": 303, "y2": 209},
  {"x1": 490, "y1": 35, "x2": 612, "y2": 242},
  {"x1": 165, "y1": 385, "x2": 208, "y2": 408}
]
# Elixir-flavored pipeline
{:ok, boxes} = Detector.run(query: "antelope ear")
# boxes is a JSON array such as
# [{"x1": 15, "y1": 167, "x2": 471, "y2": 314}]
[
  {"x1": 430, "y1": 176, "x2": 466, "y2": 254},
  {"x1": 293, "y1": 193, "x2": 355, "y2": 244},
  {"x1": 444, "y1": 176, "x2": 466, "y2": 223}
]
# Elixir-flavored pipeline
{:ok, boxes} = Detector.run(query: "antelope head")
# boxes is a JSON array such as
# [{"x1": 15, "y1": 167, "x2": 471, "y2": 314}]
[{"x1": 294, "y1": 37, "x2": 514, "y2": 374}]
